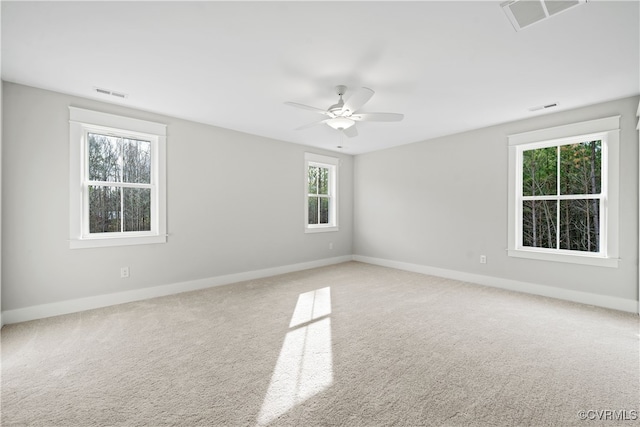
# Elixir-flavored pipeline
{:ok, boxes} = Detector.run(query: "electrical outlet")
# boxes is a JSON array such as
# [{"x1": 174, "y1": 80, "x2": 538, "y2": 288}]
[
  {"x1": 120, "y1": 267, "x2": 130, "y2": 278},
  {"x1": 480, "y1": 255, "x2": 487, "y2": 264},
  {"x1": 329, "y1": 243, "x2": 333, "y2": 250}
]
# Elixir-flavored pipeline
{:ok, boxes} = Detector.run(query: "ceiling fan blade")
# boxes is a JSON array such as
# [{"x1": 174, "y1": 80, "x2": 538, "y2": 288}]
[
  {"x1": 295, "y1": 118, "x2": 329, "y2": 130},
  {"x1": 285, "y1": 102, "x2": 328, "y2": 115},
  {"x1": 341, "y1": 87, "x2": 374, "y2": 114},
  {"x1": 351, "y1": 112, "x2": 404, "y2": 122},
  {"x1": 343, "y1": 125, "x2": 358, "y2": 138}
]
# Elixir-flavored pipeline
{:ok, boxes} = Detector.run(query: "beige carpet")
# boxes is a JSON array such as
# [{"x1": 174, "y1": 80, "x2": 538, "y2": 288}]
[{"x1": 1, "y1": 261, "x2": 639, "y2": 426}]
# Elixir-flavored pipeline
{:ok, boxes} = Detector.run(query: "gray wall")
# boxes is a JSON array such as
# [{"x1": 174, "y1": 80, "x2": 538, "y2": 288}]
[
  {"x1": 354, "y1": 96, "x2": 639, "y2": 301},
  {"x1": 2, "y1": 82, "x2": 353, "y2": 311},
  {"x1": 0, "y1": 71, "x2": 3, "y2": 323},
  {"x1": 3, "y1": 81, "x2": 638, "y2": 315}
]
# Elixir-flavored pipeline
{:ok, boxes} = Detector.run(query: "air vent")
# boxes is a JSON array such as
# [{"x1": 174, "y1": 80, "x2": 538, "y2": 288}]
[
  {"x1": 94, "y1": 87, "x2": 129, "y2": 99},
  {"x1": 529, "y1": 102, "x2": 558, "y2": 112},
  {"x1": 501, "y1": 0, "x2": 587, "y2": 31}
]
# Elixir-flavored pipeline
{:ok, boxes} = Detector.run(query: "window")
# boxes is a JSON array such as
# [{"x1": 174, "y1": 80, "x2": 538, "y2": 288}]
[
  {"x1": 305, "y1": 153, "x2": 338, "y2": 233},
  {"x1": 69, "y1": 107, "x2": 167, "y2": 248},
  {"x1": 521, "y1": 140, "x2": 603, "y2": 252},
  {"x1": 508, "y1": 116, "x2": 619, "y2": 267}
]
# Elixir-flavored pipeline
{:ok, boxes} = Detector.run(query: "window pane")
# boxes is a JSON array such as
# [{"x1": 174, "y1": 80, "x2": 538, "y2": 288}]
[
  {"x1": 319, "y1": 197, "x2": 329, "y2": 224},
  {"x1": 308, "y1": 167, "x2": 318, "y2": 194},
  {"x1": 522, "y1": 200, "x2": 557, "y2": 249},
  {"x1": 559, "y1": 140, "x2": 601, "y2": 195},
  {"x1": 123, "y1": 138, "x2": 151, "y2": 184},
  {"x1": 123, "y1": 188, "x2": 151, "y2": 232},
  {"x1": 318, "y1": 167, "x2": 329, "y2": 195},
  {"x1": 88, "y1": 133, "x2": 121, "y2": 182},
  {"x1": 522, "y1": 147, "x2": 557, "y2": 196},
  {"x1": 89, "y1": 185, "x2": 121, "y2": 233},
  {"x1": 559, "y1": 199, "x2": 600, "y2": 252},
  {"x1": 308, "y1": 197, "x2": 318, "y2": 225}
]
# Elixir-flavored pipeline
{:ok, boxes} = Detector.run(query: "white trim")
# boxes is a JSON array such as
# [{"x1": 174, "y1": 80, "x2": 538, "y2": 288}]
[
  {"x1": 354, "y1": 255, "x2": 638, "y2": 314},
  {"x1": 70, "y1": 234, "x2": 167, "y2": 249},
  {"x1": 69, "y1": 107, "x2": 167, "y2": 249},
  {"x1": 508, "y1": 116, "x2": 620, "y2": 146},
  {"x1": 507, "y1": 116, "x2": 620, "y2": 266},
  {"x1": 4, "y1": 254, "x2": 636, "y2": 324},
  {"x1": 507, "y1": 248, "x2": 619, "y2": 267},
  {"x1": 304, "y1": 153, "x2": 339, "y2": 165},
  {"x1": 69, "y1": 106, "x2": 166, "y2": 136},
  {"x1": 1, "y1": 256, "x2": 353, "y2": 325},
  {"x1": 305, "y1": 226, "x2": 339, "y2": 234},
  {"x1": 304, "y1": 152, "x2": 339, "y2": 233}
]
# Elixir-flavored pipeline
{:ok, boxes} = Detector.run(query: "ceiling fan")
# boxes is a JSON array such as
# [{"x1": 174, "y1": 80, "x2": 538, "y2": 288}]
[{"x1": 285, "y1": 85, "x2": 404, "y2": 138}]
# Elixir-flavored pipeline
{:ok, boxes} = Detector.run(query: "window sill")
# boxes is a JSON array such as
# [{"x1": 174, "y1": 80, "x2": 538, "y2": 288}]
[
  {"x1": 508, "y1": 249, "x2": 619, "y2": 268},
  {"x1": 70, "y1": 234, "x2": 167, "y2": 249},
  {"x1": 305, "y1": 226, "x2": 339, "y2": 234}
]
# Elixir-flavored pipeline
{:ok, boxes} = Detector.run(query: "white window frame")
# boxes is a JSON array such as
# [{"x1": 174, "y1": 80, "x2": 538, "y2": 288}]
[
  {"x1": 304, "y1": 153, "x2": 338, "y2": 233},
  {"x1": 69, "y1": 107, "x2": 167, "y2": 249},
  {"x1": 507, "y1": 116, "x2": 620, "y2": 268}
]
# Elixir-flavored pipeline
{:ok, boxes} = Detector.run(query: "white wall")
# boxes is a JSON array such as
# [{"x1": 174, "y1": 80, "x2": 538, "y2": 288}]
[
  {"x1": 1, "y1": 82, "x2": 353, "y2": 316},
  {"x1": 354, "y1": 96, "x2": 639, "y2": 308}
]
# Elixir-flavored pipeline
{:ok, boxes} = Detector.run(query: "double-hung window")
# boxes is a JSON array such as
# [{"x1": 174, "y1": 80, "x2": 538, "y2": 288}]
[
  {"x1": 305, "y1": 153, "x2": 338, "y2": 233},
  {"x1": 69, "y1": 107, "x2": 167, "y2": 248},
  {"x1": 508, "y1": 116, "x2": 619, "y2": 267}
]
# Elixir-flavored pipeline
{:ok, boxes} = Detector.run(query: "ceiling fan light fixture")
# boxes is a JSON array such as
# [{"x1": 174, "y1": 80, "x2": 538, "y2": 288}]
[
  {"x1": 285, "y1": 85, "x2": 403, "y2": 138},
  {"x1": 327, "y1": 117, "x2": 355, "y2": 130}
]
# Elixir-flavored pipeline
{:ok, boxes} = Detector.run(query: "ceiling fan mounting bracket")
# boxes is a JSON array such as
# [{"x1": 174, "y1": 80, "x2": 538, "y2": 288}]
[{"x1": 335, "y1": 85, "x2": 347, "y2": 96}]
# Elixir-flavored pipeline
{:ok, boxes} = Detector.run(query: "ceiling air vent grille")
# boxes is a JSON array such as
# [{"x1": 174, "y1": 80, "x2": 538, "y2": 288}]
[
  {"x1": 501, "y1": 0, "x2": 587, "y2": 31},
  {"x1": 94, "y1": 87, "x2": 128, "y2": 99},
  {"x1": 529, "y1": 102, "x2": 558, "y2": 112}
]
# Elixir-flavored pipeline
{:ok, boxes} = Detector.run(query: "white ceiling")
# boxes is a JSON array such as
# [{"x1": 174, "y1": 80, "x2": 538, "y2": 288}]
[{"x1": 2, "y1": 1, "x2": 638, "y2": 154}]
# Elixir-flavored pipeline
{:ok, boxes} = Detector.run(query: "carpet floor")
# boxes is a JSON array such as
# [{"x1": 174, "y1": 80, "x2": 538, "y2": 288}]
[{"x1": 1, "y1": 261, "x2": 639, "y2": 426}]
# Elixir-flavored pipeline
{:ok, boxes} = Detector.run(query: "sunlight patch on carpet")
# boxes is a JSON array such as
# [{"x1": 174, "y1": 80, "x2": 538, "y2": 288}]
[
  {"x1": 257, "y1": 288, "x2": 333, "y2": 426},
  {"x1": 289, "y1": 286, "x2": 331, "y2": 328}
]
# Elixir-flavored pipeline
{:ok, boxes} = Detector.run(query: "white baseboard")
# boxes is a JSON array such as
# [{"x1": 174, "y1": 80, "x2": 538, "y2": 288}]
[
  {"x1": 3, "y1": 254, "x2": 637, "y2": 326},
  {"x1": 353, "y1": 255, "x2": 639, "y2": 314},
  {"x1": 1, "y1": 255, "x2": 353, "y2": 325}
]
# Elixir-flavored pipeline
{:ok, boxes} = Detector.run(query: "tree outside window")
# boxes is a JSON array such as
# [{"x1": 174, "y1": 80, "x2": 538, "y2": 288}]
[
  {"x1": 522, "y1": 140, "x2": 602, "y2": 252},
  {"x1": 304, "y1": 153, "x2": 338, "y2": 233},
  {"x1": 507, "y1": 115, "x2": 619, "y2": 267},
  {"x1": 87, "y1": 133, "x2": 152, "y2": 234},
  {"x1": 308, "y1": 165, "x2": 330, "y2": 226},
  {"x1": 69, "y1": 107, "x2": 166, "y2": 249}
]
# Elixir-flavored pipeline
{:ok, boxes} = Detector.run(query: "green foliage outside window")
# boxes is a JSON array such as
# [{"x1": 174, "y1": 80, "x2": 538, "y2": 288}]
[{"x1": 522, "y1": 141, "x2": 601, "y2": 252}]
